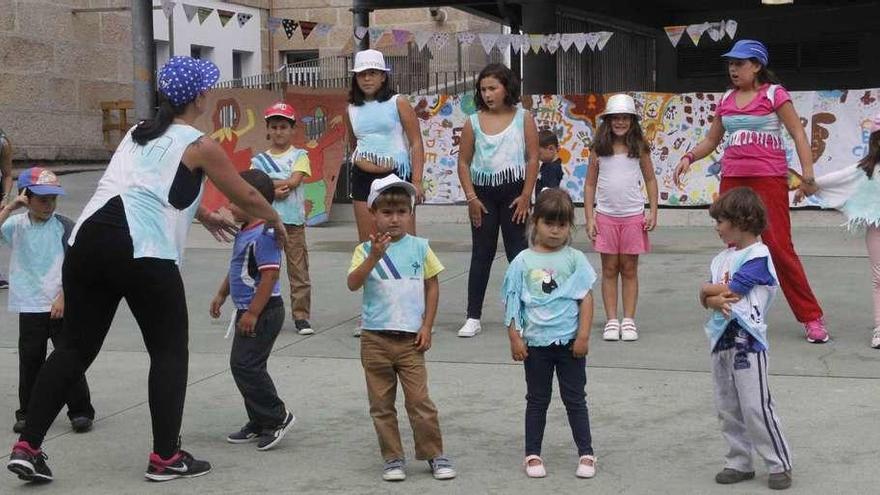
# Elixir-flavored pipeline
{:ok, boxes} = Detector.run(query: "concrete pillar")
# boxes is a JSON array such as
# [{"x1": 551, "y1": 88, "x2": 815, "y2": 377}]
[
  {"x1": 521, "y1": 2, "x2": 557, "y2": 95},
  {"x1": 131, "y1": 0, "x2": 157, "y2": 121}
]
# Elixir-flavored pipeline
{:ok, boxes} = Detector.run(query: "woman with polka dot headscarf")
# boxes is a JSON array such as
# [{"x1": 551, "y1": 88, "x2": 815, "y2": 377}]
[{"x1": 6, "y1": 56, "x2": 286, "y2": 484}]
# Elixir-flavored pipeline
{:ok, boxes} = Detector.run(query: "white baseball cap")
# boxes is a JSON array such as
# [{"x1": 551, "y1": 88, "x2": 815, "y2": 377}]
[
  {"x1": 351, "y1": 49, "x2": 391, "y2": 73},
  {"x1": 367, "y1": 174, "x2": 417, "y2": 209},
  {"x1": 599, "y1": 94, "x2": 639, "y2": 118}
]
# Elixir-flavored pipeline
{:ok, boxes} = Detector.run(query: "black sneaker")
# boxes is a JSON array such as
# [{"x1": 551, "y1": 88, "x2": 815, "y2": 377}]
[
  {"x1": 144, "y1": 450, "x2": 211, "y2": 481},
  {"x1": 70, "y1": 416, "x2": 93, "y2": 433},
  {"x1": 12, "y1": 418, "x2": 25, "y2": 434},
  {"x1": 7, "y1": 441, "x2": 53, "y2": 483},
  {"x1": 256, "y1": 411, "x2": 295, "y2": 451},
  {"x1": 0, "y1": 279, "x2": 8, "y2": 290},
  {"x1": 294, "y1": 319, "x2": 314, "y2": 335},
  {"x1": 226, "y1": 423, "x2": 261, "y2": 444},
  {"x1": 768, "y1": 470, "x2": 792, "y2": 490},
  {"x1": 715, "y1": 468, "x2": 755, "y2": 484}
]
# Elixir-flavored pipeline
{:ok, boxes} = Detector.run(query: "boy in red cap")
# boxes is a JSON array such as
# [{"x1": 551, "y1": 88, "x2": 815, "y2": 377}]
[
  {"x1": 250, "y1": 102, "x2": 314, "y2": 335},
  {"x1": 0, "y1": 167, "x2": 95, "y2": 440}
]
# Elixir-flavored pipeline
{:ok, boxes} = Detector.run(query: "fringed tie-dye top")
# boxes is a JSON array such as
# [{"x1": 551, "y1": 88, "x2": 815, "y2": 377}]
[
  {"x1": 469, "y1": 107, "x2": 528, "y2": 186},
  {"x1": 815, "y1": 162, "x2": 880, "y2": 230},
  {"x1": 348, "y1": 94, "x2": 411, "y2": 178},
  {"x1": 717, "y1": 84, "x2": 791, "y2": 178}
]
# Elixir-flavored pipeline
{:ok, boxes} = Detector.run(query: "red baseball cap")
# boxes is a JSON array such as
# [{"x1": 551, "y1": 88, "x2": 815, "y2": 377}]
[{"x1": 264, "y1": 102, "x2": 296, "y2": 122}]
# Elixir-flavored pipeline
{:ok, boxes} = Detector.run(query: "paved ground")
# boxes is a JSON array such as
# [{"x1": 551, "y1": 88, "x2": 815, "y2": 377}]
[{"x1": 0, "y1": 171, "x2": 878, "y2": 494}]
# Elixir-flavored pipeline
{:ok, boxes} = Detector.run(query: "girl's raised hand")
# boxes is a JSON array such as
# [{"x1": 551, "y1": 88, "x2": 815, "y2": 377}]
[
  {"x1": 509, "y1": 194, "x2": 530, "y2": 224},
  {"x1": 468, "y1": 198, "x2": 488, "y2": 228},
  {"x1": 673, "y1": 158, "x2": 691, "y2": 189}
]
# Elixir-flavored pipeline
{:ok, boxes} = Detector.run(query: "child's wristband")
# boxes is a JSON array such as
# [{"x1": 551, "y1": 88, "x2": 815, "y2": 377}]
[
  {"x1": 466, "y1": 194, "x2": 478, "y2": 203},
  {"x1": 684, "y1": 152, "x2": 696, "y2": 164}
]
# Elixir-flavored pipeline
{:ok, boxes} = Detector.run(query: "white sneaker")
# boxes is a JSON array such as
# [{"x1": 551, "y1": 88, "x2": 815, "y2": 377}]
[
  {"x1": 576, "y1": 455, "x2": 596, "y2": 478},
  {"x1": 620, "y1": 318, "x2": 638, "y2": 341},
  {"x1": 353, "y1": 318, "x2": 362, "y2": 337},
  {"x1": 457, "y1": 318, "x2": 482, "y2": 338},
  {"x1": 602, "y1": 320, "x2": 620, "y2": 341},
  {"x1": 872, "y1": 327, "x2": 880, "y2": 349},
  {"x1": 382, "y1": 459, "x2": 406, "y2": 481}
]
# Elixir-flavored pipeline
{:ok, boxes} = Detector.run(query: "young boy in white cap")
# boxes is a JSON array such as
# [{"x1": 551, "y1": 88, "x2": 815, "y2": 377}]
[
  {"x1": 251, "y1": 102, "x2": 314, "y2": 335},
  {"x1": 347, "y1": 174, "x2": 455, "y2": 482},
  {"x1": 0, "y1": 167, "x2": 95, "y2": 436}
]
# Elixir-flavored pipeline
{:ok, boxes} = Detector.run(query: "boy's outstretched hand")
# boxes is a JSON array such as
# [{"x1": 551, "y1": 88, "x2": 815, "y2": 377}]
[
  {"x1": 415, "y1": 326, "x2": 432, "y2": 352},
  {"x1": 368, "y1": 232, "x2": 392, "y2": 260},
  {"x1": 209, "y1": 293, "x2": 226, "y2": 319}
]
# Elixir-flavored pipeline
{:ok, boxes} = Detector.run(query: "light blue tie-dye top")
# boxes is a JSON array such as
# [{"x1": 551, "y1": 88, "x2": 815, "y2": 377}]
[
  {"x1": 501, "y1": 246, "x2": 596, "y2": 346},
  {"x1": 348, "y1": 94, "x2": 411, "y2": 178},
  {"x1": 470, "y1": 107, "x2": 528, "y2": 186},
  {"x1": 349, "y1": 235, "x2": 444, "y2": 333},
  {"x1": 251, "y1": 147, "x2": 311, "y2": 226},
  {"x1": 1, "y1": 213, "x2": 72, "y2": 313}
]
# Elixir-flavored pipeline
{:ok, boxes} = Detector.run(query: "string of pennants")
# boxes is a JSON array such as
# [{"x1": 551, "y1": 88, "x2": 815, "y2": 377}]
[
  {"x1": 159, "y1": 1, "x2": 255, "y2": 29},
  {"x1": 349, "y1": 28, "x2": 616, "y2": 54},
  {"x1": 664, "y1": 20, "x2": 738, "y2": 47}
]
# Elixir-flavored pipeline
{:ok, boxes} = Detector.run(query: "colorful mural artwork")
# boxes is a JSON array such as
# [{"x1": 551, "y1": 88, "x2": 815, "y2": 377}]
[{"x1": 195, "y1": 88, "x2": 348, "y2": 225}]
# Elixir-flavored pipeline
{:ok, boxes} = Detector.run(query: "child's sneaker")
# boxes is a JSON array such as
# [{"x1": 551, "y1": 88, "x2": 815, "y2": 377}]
[
  {"x1": 0, "y1": 279, "x2": 8, "y2": 289},
  {"x1": 768, "y1": 470, "x2": 792, "y2": 490},
  {"x1": 256, "y1": 410, "x2": 295, "y2": 451},
  {"x1": 12, "y1": 418, "x2": 25, "y2": 434},
  {"x1": 576, "y1": 455, "x2": 596, "y2": 478},
  {"x1": 7, "y1": 441, "x2": 52, "y2": 483},
  {"x1": 620, "y1": 318, "x2": 638, "y2": 341},
  {"x1": 457, "y1": 318, "x2": 482, "y2": 337},
  {"x1": 871, "y1": 327, "x2": 880, "y2": 349},
  {"x1": 603, "y1": 320, "x2": 620, "y2": 341},
  {"x1": 714, "y1": 467, "x2": 755, "y2": 484},
  {"x1": 427, "y1": 455, "x2": 456, "y2": 480},
  {"x1": 294, "y1": 319, "x2": 314, "y2": 335},
  {"x1": 144, "y1": 450, "x2": 211, "y2": 481},
  {"x1": 70, "y1": 416, "x2": 93, "y2": 433},
  {"x1": 804, "y1": 319, "x2": 829, "y2": 343},
  {"x1": 382, "y1": 458, "x2": 406, "y2": 481},
  {"x1": 523, "y1": 455, "x2": 546, "y2": 478},
  {"x1": 353, "y1": 318, "x2": 363, "y2": 337},
  {"x1": 226, "y1": 422, "x2": 261, "y2": 444}
]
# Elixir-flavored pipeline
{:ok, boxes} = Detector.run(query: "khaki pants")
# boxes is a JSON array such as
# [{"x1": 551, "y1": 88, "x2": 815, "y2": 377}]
[
  {"x1": 360, "y1": 330, "x2": 444, "y2": 461},
  {"x1": 283, "y1": 224, "x2": 311, "y2": 320}
]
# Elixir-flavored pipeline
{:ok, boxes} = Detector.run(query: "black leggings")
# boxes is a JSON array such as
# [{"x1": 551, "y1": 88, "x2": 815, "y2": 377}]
[
  {"x1": 467, "y1": 180, "x2": 529, "y2": 319},
  {"x1": 20, "y1": 220, "x2": 189, "y2": 458}
]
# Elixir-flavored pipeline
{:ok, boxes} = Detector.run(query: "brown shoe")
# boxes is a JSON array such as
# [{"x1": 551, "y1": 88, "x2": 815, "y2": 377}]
[
  {"x1": 715, "y1": 468, "x2": 755, "y2": 484},
  {"x1": 768, "y1": 470, "x2": 792, "y2": 490}
]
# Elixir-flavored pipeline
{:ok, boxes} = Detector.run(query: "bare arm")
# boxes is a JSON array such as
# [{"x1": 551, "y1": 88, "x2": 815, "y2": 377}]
[
  {"x1": 520, "y1": 114, "x2": 540, "y2": 200},
  {"x1": 674, "y1": 117, "x2": 725, "y2": 188},
  {"x1": 0, "y1": 139, "x2": 13, "y2": 205},
  {"x1": 571, "y1": 292, "x2": 594, "y2": 358},
  {"x1": 247, "y1": 270, "x2": 278, "y2": 319},
  {"x1": 640, "y1": 151, "x2": 659, "y2": 230},
  {"x1": 456, "y1": 119, "x2": 477, "y2": 198},
  {"x1": 584, "y1": 154, "x2": 599, "y2": 240},
  {"x1": 398, "y1": 97, "x2": 425, "y2": 200},
  {"x1": 778, "y1": 102, "x2": 816, "y2": 192},
  {"x1": 415, "y1": 275, "x2": 438, "y2": 352},
  {"x1": 347, "y1": 234, "x2": 390, "y2": 291}
]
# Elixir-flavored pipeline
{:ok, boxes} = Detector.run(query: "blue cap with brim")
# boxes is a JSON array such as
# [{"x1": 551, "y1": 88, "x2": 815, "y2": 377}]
[
  {"x1": 18, "y1": 167, "x2": 64, "y2": 196},
  {"x1": 722, "y1": 39, "x2": 769, "y2": 66}
]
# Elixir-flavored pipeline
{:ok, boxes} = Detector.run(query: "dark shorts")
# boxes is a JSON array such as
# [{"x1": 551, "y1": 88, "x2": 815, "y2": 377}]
[{"x1": 350, "y1": 165, "x2": 411, "y2": 202}]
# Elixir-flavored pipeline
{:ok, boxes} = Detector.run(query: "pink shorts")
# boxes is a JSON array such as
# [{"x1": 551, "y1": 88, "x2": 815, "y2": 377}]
[{"x1": 594, "y1": 212, "x2": 650, "y2": 255}]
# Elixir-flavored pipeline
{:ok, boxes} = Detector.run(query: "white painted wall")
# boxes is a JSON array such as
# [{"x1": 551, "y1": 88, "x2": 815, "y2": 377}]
[{"x1": 152, "y1": 0, "x2": 262, "y2": 81}]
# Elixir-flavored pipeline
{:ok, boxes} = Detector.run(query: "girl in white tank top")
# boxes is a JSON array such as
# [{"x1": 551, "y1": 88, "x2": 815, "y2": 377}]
[{"x1": 583, "y1": 94, "x2": 659, "y2": 343}]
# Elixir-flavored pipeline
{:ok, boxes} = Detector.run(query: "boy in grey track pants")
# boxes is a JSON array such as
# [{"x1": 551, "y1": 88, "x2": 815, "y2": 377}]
[{"x1": 701, "y1": 187, "x2": 793, "y2": 490}]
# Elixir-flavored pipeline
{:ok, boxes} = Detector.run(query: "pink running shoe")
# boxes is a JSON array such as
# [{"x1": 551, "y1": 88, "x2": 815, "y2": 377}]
[{"x1": 804, "y1": 319, "x2": 829, "y2": 343}]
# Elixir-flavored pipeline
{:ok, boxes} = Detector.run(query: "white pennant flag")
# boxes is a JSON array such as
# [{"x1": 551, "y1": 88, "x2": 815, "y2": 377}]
[
  {"x1": 596, "y1": 31, "x2": 613, "y2": 50},
  {"x1": 559, "y1": 33, "x2": 576, "y2": 52},
  {"x1": 528, "y1": 34, "x2": 544, "y2": 54},
  {"x1": 478, "y1": 33, "x2": 498, "y2": 54},
  {"x1": 663, "y1": 26, "x2": 687, "y2": 47},
  {"x1": 725, "y1": 19, "x2": 738, "y2": 39},
  {"x1": 544, "y1": 33, "x2": 561, "y2": 54},
  {"x1": 495, "y1": 34, "x2": 511, "y2": 53},
  {"x1": 573, "y1": 33, "x2": 588, "y2": 53},
  {"x1": 457, "y1": 32, "x2": 476, "y2": 45},
  {"x1": 520, "y1": 34, "x2": 531, "y2": 53},
  {"x1": 429, "y1": 31, "x2": 450, "y2": 50},
  {"x1": 686, "y1": 22, "x2": 709, "y2": 46},
  {"x1": 413, "y1": 31, "x2": 432, "y2": 50},
  {"x1": 508, "y1": 34, "x2": 522, "y2": 53},
  {"x1": 585, "y1": 32, "x2": 600, "y2": 51},
  {"x1": 160, "y1": 0, "x2": 175, "y2": 19},
  {"x1": 314, "y1": 23, "x2": 333, "y2": 37},
  {"x1": 707, "y1": 22, "x2": 725, "y2": 42}
]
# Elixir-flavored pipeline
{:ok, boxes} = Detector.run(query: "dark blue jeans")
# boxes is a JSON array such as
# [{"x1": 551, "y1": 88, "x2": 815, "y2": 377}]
[{"x1": 524, "y1": 342, "x2": 593, "y2": 456}]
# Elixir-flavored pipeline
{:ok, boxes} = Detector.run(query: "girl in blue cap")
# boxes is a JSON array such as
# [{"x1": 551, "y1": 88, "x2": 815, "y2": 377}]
[{"x1": 673, "y1": 39, "x2": 828, "y2": 344}]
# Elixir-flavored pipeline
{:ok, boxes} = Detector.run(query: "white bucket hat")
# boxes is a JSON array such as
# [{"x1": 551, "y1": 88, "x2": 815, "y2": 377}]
[
  {"x1": 367, "y1": 174, "x2": 417, "y2": 209},
  {"x1": 351, "y1": 49, "x2": 391, "y2": 73},
  {"x1": 599, "y1": 94, "x2": 638, "y2": 118}
]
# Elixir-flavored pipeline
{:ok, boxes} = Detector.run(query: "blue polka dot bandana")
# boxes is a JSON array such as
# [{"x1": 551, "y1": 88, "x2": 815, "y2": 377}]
[{"x1": 157, "y1": 56, "x2": 221, "y2": 107}]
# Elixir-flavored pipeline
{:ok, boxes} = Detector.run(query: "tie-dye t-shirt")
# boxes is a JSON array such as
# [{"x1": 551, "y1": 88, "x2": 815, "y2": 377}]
[
  {"x1": 470, "y1": 107, "x2": 528, "y2": 186},
  {"x1": 1, "y1": 213, "x2": 72, "y2": 313},
  {"x1": 501, "y1": 246, "x2": 596, "y2": 347},
  {"x1": 349, "y1": 235, "x2": 443, "y2": 333},
  {"x1": 717, "y1": 84, "x2": 791, "y2": 178},
  {"x1": 251, "y1": 146, "x2": 311, "y2": 226}
]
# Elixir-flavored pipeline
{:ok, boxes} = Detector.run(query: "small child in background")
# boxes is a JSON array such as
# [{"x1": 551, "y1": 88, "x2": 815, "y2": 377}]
[
  {"x1": 210, "y1": 169, "x2": 295, "y2": 452},
  {"x1": 534, "y1": 130, "x2": 564, "y2": 197},
  {"x1": 502, "y1": 188, "x2": 597, "y2": 479},
  {"x1": 701, "y1": 187, "x2": 792, "y2": 490},
  {"x1": 251, "y1": 102, "x2": 314, "y2": 335},
  {"x1": 584, "y1": 94, "x2": 658, "y2": 342},
  {"x1": 810, "y1": 111, "x2": 880, "y2": 348},
  {"x1": 0, "y1": 167, "x2": 94, "y2": 436},
  {"x1": 347, "y1": 174, "x2": 456, "y2": 482}
]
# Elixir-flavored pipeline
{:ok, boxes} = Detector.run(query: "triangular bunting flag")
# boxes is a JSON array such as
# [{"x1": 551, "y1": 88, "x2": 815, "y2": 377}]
[
  {"x1": 596, "y1": 31, "x2": 613, "y2": 50},
  {"x1": 707, "y1": 21, "x2": 725, "y2": 42},
  {"x1": 528, "y1": 34, "x2": 543, "y2": 54},
  {"x1": 368, "y1": 27, "x2": 385, "y2": 43},
  {"x1": 664, "y1": 25, "x2": 686, "y2": 46},
  {"x1": 414, "y1": 31, "x2": 432, "y2": 50},
  {"x1": 520, "y1": 34, "x2": 531, "y2": 53},
  {"x1": 267, "y1": 17, "x2": 282, "y2": 34},
  {"x1": 217, "y1": 9, "x2": 234, "y2": 27},
  {"x1": 509, "y1": 34, "x2": 522, "y2": 54},
  {"x1": 544, "y1": 33, "x2": 560, "y2": 54},
  {"x1": 573, "y1": 33, "x2": 588, "y2": 53},
  {"x1": 282, "y1": 19, "x2": 298, "y2": 39},
  {"x1": 496, "y1": 34, "x2": 511, "y2": 53},
  {"x1": 560, "y1": 33, "x2": 576, "y2": 52},
  {"x1": 478, "y1": 33, "x2": 498, "y2": 54},
  {"x1": 314, "y1": 23, "x2": 333, "y2": 37},
  {"x1": 686, "y1": 22, "x2": 709, "y2": 46},
  {"x1": 196, "y1": 7, "x2": 212, "y2": 25},
  {"x1": 160, "y1": 0, "x2": 175, "y2": 19},
  {"x1": 182, "y1": 4, "x2": 197, "y2": 22},
  {"x1": 236, "y1": 12, "x2": 252, "y2": 28},
  {"x1": 429, "y1": 32, "x2": 450, "y2": 50},
  {"x1": 392, "y1": 29, "x2": 410, "y2": 46},
  {"x1": 725, "y1": 19, "x2": 738, "y2": 39},
  {"x1": 300, "y1": 21, "x2": 317, "y2": 40},
  {"x1": 585, "y1": 32, "x2": 600, "y2": 51},
  {"x1": 457, "y1": 32, "x2": 476, "y2": 45},
  {"x1": 354, "y1": 26, "x2": 368, "y2": 40}
]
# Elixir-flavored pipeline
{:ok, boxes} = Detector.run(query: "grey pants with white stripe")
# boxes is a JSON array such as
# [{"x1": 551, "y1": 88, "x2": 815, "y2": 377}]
[{"x1": 712, "y1": 349, "x2": 793, "y2": 474}]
